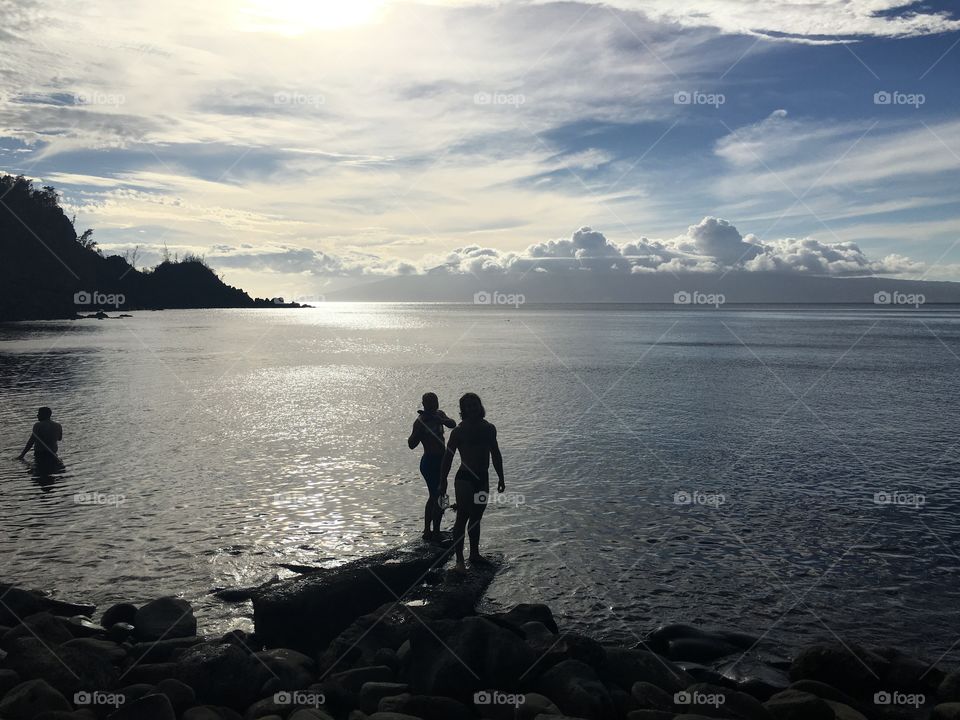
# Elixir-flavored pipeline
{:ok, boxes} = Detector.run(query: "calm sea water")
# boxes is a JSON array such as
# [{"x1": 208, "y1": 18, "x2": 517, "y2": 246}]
[{"x1": 2, "y1": 304, "x2": 959, "y2": 662}]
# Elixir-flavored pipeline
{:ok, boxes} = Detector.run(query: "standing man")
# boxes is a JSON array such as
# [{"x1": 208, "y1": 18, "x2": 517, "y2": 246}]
[
  {"x1": 408, "y1": 393, "x2": 456, "y2": 542},
  {"x1": 17, "y1": 406, "x2": 63, "y2": 465}
]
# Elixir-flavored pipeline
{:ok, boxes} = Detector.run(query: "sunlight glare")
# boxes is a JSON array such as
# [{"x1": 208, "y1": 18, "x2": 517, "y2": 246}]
[{"x1": 241, "y1": 0, "x2": 386, "y2": 34}]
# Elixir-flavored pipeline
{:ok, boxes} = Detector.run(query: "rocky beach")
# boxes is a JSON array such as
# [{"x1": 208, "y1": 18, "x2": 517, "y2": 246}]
[{"x1": 0, "y1": 540, "x2": 957, "y2": 720}]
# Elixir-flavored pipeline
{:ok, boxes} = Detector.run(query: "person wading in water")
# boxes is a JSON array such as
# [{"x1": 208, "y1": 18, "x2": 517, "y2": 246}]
[
  {"x1": 440, "y1": 392, "x2": 505, "y2": 572},
  {"x1": 408, "y1": 392, "x2": 456, "y2": 542}
]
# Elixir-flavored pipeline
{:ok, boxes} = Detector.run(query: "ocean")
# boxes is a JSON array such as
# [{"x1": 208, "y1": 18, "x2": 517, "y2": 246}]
[{"x1": 2, "y1": 304, "x2": 958, "y2": 661}]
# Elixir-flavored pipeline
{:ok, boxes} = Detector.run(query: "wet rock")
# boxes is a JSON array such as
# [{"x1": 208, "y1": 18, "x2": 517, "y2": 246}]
[
  {"x1": 787, "y1": 680, "x2": 865, "y2": 713},
  {"x1": 714, "y1": 654, "x2": 790, "y2": 700},
  {"x1": 107, "y1": 623, "x2": 135, "y2": 643},
  {"x1": 62, "y1": 637, "x2": 128, "y2": 665},
  {"x1": 489, "y1": 604, "x2": 559, "y2": 634},
  {"x1": 941, "y1": 672, "x2": 960, "y2": 702},
  {"x1": 403, "y1": 617, "x2": 537, "y2": 699},
  {"x1": 359, "y1": 682, "x2": 410, "y2": 714},
  {"x1": 33, "y1": 710, "x2": 98, "y2": 720},
  {"x1": 788, "y1": 642, "x2": 887, "y2": 697},
  {"x1": 243, "y1": 695, "x2": 290, "y2": 719},
  {"x1": 677, "y1": 662, "x2": 737, "y2": 689},
  {"x1": 1, "y1": 612, "x2": 74, "y2": 649},
  {"x1": 631, "y1": 681, "x2": 674, "y2": 711},
  {"x1": 645, "y1": 624, "x2": 756, "y2": 656},
  {"x1": 101, "y1": 603, "x2": 138, "y2": 629},
  {"x1": 677, "y1": 682, "x2": 773, "y2": 720},
  {"x1": 331, "y1": 664, "x2": 395, "y2": 692},
  {"x1": 134, "y1": 597, "x2": 197, "y2": 641},
  {"x1": 176, "y1": 642, "x2": 265, "y2": 709},
  {"x1": 603, "y1": 647, "x2": 694, "y2": 694},
  {"x1": 118, "y1": 683, "x2": 157, "y2": 703},
  {"x1": 121, "y1": 662, "x2": 179, "y2": 685},
  {"x1": 823, "y1": 700, "x2": 868, "y2": 720},
  {"x1": 526, "y1": 632, "x2": 607, "y2": 676},
  {"x1": 255, "y1": 647, "x2": 316, "y2": 691},
  {"x1": 764, "y1": 689, "x2": 833, "y2": 720},
  {"x1": 64, "y1": 616, "x2": 108, "y2": 639},
  {"x1": 0, "y1": 585, "x2": 95, "y2": 626},
  {"x1": 156, "y1": 677, "x2": 196, "y2": 713},
  {"x1": 289, "y1": 710, "x2": 335, "y2": 720},
  {"x1": 534, "y1": 659, "x2": 616, "y2": 720},
  {"x1": 4, "y1": 637, "x2": 118, "y2": 696},
  {"x1": 933, "y1": 703, "x2": 960, "y2": 720},
  {"x1": 876, "y1": 647, "x2": 944, "y2": 694},
  {"x1": 377, "y1": 692, "x2": 473, "y2": 720},
  {"x1": 317, "y1": 603, "x2": 420, "y2": 674},
  {"x1": 106, "y1": 692, "x2": 176, "y2": 720},
  {"x1": 667, "y1": 637, "x2": 743, "y2": 663},
  {"x1": 130, "y1": 636, "x2": 204, "y2": 664},
  {"x1": 0, "y1": 679, "x2": 72, "y2": 719},
  {"x1": 183, "y1": 706, "x2": 231, "y2": 720},
  {"x1": 0, "y1": 667, "x2": 21, "y2": 695}
]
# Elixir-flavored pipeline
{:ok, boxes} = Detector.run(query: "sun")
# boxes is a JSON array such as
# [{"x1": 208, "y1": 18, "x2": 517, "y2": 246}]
[{"x1": 241, "y1": 0, "x2": 386, "y2": 34}]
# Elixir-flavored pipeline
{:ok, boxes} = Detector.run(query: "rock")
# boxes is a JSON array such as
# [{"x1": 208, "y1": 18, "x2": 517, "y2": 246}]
[
  {"x1": 101, "y1": 603, "x2": 138, "y2": 629},
  {"x1": 0, "y1": 668, "x2": 21, "y2": 696},
  {"x1": 788, "y1": 643, "x2": 887, "y2": 697},
  {"x1": 877, "y1": 647, "x2": 943, "y2": 694},
  {"x1": 823, "y1": 700, "x2": 867, "y2": 720},
  {"x1": 121, "y1": 662, "x2": 179, "y2": 685},
  {"x1": 106, "y1": 693, "x2": 176, "y2": 720},
  {"x1": 942, "y1": 672, "x2": 960, "y2": 702},
  {"x1": 63, "y1": 616, "x2": 108, "y2": 639},
  {"x1": 682, "y1": 682, "x2": 773, "y2": 720},
  {"x1": 156, "y1": 677, "x2": 196, "y2": 712},
  {"x1": 176, "y1": 642, "x2": 266, "y2": 709},
  {"x1": 4, "y1": 637, "x2": 118, "y2": 697},
  {"x1": 0, "y1": 679, "x2": 73, "y2": 719},
  {"x1": 933, "y1": 703, "x2": 960, "y2": 720},
  {"x1": 715, "y1": 655, "x2": 790, "y2": 700},
  {"x1": 367, "y1": 713, "x2": 422, "y2": 720},
  {"x1": 526, "y1": 633, "x2": 607, "y2": 675},
  {"x1": 360, "y1": 682, "x2": 410, "y2": 714},
  {"x1": 1, "y1": 612, "x2": 74, "y2": 649},
  {"x1": 108, "y1": 623, "x2": 135, "y2": 643},
  {"x1": 534, "y1": 659, "x2": 616, "y2": 720},
  {"x1": 33, "y1": 710, "x2": 98, "y2": 720},
  {"x1": 332, "y1": 665, "x2": 395, "y2": 692},
  {"x1": 130, "y1": 636, "x2": 204, "y2": 664},
  {"x1": 403, "y1": 616, "x2": 538, "y2": 699},
  {"x1": 603, "y1": 647, "x2": 694, "y2": 694},
  {"x1": 631, "y1": 682, "x2": 674, "y2": 712},
  {"x1": 183, "y1": 706, "x2": 230, "y2": 720},
  {"x1": 0, "y1": 585, "x2": 95, "y2": 626},
  {"x1": 255, "y1": 647, "x2": 316, "y2": 691},
  {"x1": 677, "y1": 662, "x2": 737, "y2": 689},
  {"x1": 626, "y1": 712, "x2": 673, "y2": 720},
  {"x1": 490, "y1": 604, "x2": 559, "y2": 634},
  {"x1": 667, "y1": 637, "x2": 742, "y2": 663},
  {"x1": 62, "y1": 638, "x2": 128, "y2": 665},
  {"x1": 764, "y1": 689, "x2": 833, "y2": 720},
  {"x1": 118, "y1": 683, "x2": 157, "y2": 703},
  {"x1": 244, "y1": 695, "x2": 290, "y2": 719},
  {"x1": 289, "y1": 710, "x2": 335, "y2": 720},
  {"x1": 133, "y1": 598, "x2": 197, "y2": 641},
  {"x1": 645, "y1": 624, "x2": 756, "y2": 656},
  {"x1": 378, "y1": 692, "x2": 473, "y2": 720},
  {"x1": 317, "y1": 603, "x2": 420, "y2": 674}
]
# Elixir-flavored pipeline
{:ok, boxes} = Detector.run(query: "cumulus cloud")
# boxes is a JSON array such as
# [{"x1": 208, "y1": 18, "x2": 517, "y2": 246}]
[{"x1": 200, "y1": 217, "x2": 927, "y2": 279}]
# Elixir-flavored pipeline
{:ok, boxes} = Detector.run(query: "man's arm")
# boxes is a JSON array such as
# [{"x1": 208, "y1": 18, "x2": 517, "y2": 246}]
[
  {"x1": 57, "y1": 423, "x2": 63, "y2": 441},
  {"x1": 490, "y1": 425, "x2": 505, "y2": 492},
  {"x1": 407, "y1": 420, "x2": 422, "y2": 450},
  {"x1": 440, "y1": 430, "x2": 459, "y2": 494},
  {"x1": 439, "y1": 411, "x2": 456, "y2": 429},
  {"x1": 17, "y1": 426, "x2": 36, "y2": 460}
]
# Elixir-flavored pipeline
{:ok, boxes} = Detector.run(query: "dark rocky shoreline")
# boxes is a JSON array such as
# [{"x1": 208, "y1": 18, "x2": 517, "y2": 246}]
[{"x1": 1, "y1": 542, "x2": 958, "y2": 720}]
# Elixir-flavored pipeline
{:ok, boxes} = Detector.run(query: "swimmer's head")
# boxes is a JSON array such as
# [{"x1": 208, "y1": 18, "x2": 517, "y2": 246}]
[
  {"x1": 37, "y1": 407, "x2": 52, "y2": 421},
  {"x1": 422, "y1": 392, "x2": 439, "y2": 412},
  {"x1": 459, "y1": 392, "x2": 485, "y2": 421}
]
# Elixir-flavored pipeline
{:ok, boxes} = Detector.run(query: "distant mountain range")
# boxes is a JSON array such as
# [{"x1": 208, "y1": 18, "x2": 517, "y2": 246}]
[{"x1": 0, "y1": 175, "x2": 293, "y2": 321}]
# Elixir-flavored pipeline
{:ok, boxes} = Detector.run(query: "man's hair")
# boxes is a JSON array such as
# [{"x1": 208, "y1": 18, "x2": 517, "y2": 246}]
[
  {"x1": 459, "y1": 392, "x2": 485, "y2": 420},
  {"x1": 422, "y1": 392, "x2": 439, "y2": 411},
  {"x1": 38, "y1": 406, "x2": 53, "y2": 420}
]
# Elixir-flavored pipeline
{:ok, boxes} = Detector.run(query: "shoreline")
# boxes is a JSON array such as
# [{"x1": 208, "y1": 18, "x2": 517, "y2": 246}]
[{"x1": 1, "y1": 542, "x2": 957, "y2": 719}]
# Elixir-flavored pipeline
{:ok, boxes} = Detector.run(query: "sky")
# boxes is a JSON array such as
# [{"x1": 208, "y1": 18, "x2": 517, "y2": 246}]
[{"x1": 1, "y1": 0, "x2": 959, "y2": 299}]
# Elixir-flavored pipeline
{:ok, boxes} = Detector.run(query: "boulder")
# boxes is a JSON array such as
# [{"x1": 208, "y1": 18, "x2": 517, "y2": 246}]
[
  {"x1": 156, "y1": 677, "x2": 196, "y2": 712},
  {"x1": 101, "y1": 603, "x2": 138, "y2": 629},
  {"x1": 62, "y1": 638, "x2": 128, "y2": 665},
  {"x1": 106, "y1": 693, "x2": 177, "y2": 720},
  {"x1": 630, "y1": 682, "x2": 674, "y2": 712},
  {"x1": 0, "y1": 679, "x2": 73, "y2": 719},
  {"x1": 488, "y1": 604, "x2": 559, "y2": 634},
  {"x1": 118, "y1": 683, "x2": 157, "y2": 704},
  {"x1": 788, "y1": 643, "x2": 887, "y2": 697},
  {"x1": 876, "y1": 647, "x2": 943, "y2": 694},
  {"x1": 823, "y1": 700, "x2": 867, "y2": 720},
  {"x1": 255, "y1": 647, "x2": 316, "y2": 691},
  {"x1": 942, "y1": 672, "x2": 960, "y2": 703},
  {"x1": 133, "y1": 598, "x2": 197, "y2": 641},
  {"x1": 63, "y1": 616, "x2": 108, "y2": 639},
  {"x1": 108, "y1": 623, "x2": 135, "y2": 643},
  {"x1": 602, "y1": 647, "x2": 694, "y2": 694},
  {"x1": 534, "y1": 659, "x2": 616, "y2": 720},
  {"x1": 787, "y1": 680, "x2": 865, "y2": 714},
  {"x1": 764, "y1": 689, "x2": 833, "y2": 720},
  {"x1": 378, "y1": 692, "x2": 473, "y2": 720},
  {"x1": 121, "y1": 662, "x2": 179, "y2": 685},
  {"x1": 526, "y1": 633, "x2": 606, "y2": 675},
  {"x1": 0, "y1": 585, "x2": 95, "y2": 626},
  {"x1": 3, "y1": 637, "x2": 118, "y2": 696},
  {"x1": 402, "y1": 616, "x2": 538, "y2": 699},
  {"x1": 176, "y1": 642, "x2": 266, "y2": 709},
  {"x1": 289, "y1": 710, "x2": 335, "y2": 720},
  {"x1": 714, "y1": 655, "x2": 790, "y2": 701},
  {"x1": 679, "y1": 682, "x2": 772, "y2": 720},
  {"x1": 667, "y1": 638, "x2": 742, "y2": 663},
  {"x1": 0, "y1": 667, "x2": 21, "y2": 696},
  {"x1": 1, "y1": 612, "x2": 74, "y2": 649},
  {"x1": 360, "y1": 682, "x2": 410, "y2": 714},
  {"x1": 317, "y1": 604, "x2": 421, "y2": 675},
  {"x1": 331, "y1": 665, "x2": 395, "y2": 692},
  {"x1": 933, "y1": 703, "x2": 960, "y2": 720},
  {"x1": 130, "y1": 636, "x2": 204, "y2": 664},
  {"x1": 183, "y1": 706, "x2": 232, "y2": 720}
]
